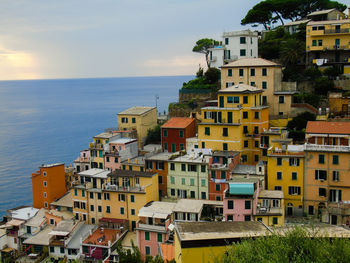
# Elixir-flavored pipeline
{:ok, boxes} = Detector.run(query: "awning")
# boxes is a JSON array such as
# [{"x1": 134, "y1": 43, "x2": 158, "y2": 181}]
[
  {"x1": 229, "y1": 183, "x2": 254, "y2": 195},
  {"x1": 153, "y1": 213, "x2": 168, "y2": 219}
]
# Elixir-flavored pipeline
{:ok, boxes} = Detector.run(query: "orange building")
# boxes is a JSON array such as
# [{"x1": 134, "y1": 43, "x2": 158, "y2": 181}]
[{"x1": 32, "y1": 163, "x2": 67, "y2": 209}]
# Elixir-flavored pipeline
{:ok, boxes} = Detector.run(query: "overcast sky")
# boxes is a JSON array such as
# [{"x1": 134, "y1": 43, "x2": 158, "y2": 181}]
[{"x1": 0, "y1": 0, "x2": 261, "y2": 80}]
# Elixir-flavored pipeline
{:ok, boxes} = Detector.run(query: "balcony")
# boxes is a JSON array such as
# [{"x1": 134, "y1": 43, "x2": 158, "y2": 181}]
[
  {"x1": 304, "y1": 143, "x2": 350, "y2": 153},
  {"x1": 309, "y1": 29, "x2": 324, "y2": 36},
  {"x1": 103, "y1": 184, "x2": 146, "y2": 193},
  {"x1": 260, "y1": 144, "x2": 269, "y2": 149},
  {"x1": 89, "y1": 142, "x2": 104, "y2": 150},
  {"x1": 50, "y1": 239, "x2": 65, "y2": 247},
  {"x1": 210, "y1": 163, "x2": 227, "y2": 169},
  {"x1": 324, "y1": 28, "x2": 349, "y2": 34},
  {"x1": 137, "y1": 223, "x2": 166, "y2": 232},
  {"x1": 255, "y1": 207, "x2": 283, "y2": 216},
  {"x1": 331, "y1": 45, "x2": 350, "y2": 50}
]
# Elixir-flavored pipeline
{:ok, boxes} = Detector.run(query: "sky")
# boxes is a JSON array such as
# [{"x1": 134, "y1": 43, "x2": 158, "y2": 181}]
[{"x1": 0, "y1": 0, "x2": 261, "y2": 80}]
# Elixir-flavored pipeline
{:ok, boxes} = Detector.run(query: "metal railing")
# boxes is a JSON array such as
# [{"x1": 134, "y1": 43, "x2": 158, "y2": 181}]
[
  {"x1": 304, "y1": 143, "x2": 350, "y2": 152},
  {"x1": 325, "y1": 28, "x2": 349, "y2": 34}
]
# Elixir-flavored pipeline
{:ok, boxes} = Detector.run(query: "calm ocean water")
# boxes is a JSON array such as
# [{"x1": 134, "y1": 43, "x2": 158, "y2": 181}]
[{"x1": 0, "y1": 76, "x2": 193, "y2": 217}]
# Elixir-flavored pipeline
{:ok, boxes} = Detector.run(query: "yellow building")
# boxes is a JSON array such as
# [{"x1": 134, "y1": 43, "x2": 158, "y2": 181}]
[
  {"x1": 306, "y1": 17, "x2": 350, "y2": 73},
  {"x1": 260, "y1": 128, "x2": 291, "y2": 163},
  {"x1": 198, "y1": 84, "x2": 269, "y2": 164},
  {"x1": 174, "y1": 221, "x2": 269, "y2": 263},
  {"x1": 72, "y1": 168, "x2": 159, "y2": 231},
  {"x1": 89, "y1": 132, "x2": 119, "y2": 169},
  {"x1": 220, "y1": 58, "x2": 297, "y2": 120},
  {"x1": 255, "y1": 190, "x2": 285, "y2": 227},
  {"x1": 121, "y1": 156, "x2": 146, "y2": 172},
  {"x1": 267, "y1": 144, "x2": 304, "y2": 217},
  {"x1": 118, "y1": 106, "x2": 157, "y2": 148}
]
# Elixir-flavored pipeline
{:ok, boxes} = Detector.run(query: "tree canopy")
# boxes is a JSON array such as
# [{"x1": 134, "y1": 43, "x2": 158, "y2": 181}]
[
  {"x1": 241, "y1": 0, "x2": 347, "y2": 28},
  {"x1": 192, "y1": 38, "x2": 220, "y2": 67}
]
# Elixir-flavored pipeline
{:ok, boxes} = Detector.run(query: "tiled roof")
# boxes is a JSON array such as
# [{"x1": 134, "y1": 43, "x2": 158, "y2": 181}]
[
  {"x1": 221, "y1": 58, "x2": 280, "y2": 68},
  {"x1": 161, "y1": 117, "x2": 195, "y2": 129},
  {"x1": 306, "y1": 121, "x2": 350, "y2": 135}
]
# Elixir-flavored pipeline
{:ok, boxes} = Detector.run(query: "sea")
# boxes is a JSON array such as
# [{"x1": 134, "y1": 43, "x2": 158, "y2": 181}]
[{"x1": 0, "y1": 75, "x2": 193, "y2": 217}]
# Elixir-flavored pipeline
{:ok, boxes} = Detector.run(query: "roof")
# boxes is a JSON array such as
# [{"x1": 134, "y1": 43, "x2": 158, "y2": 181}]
[
  {"x1": 219, "y1": 84, "x2": 262, "y2": 94},
  {"x1": 232, "y1": 165, "x2": 257, "y2": 175},
  {"x1": 307, "y1": 8, "x2": 338, "y2": 16},
  {"x1": 138, "y1": 202, "x2": 176, "y2": 219},
  {"x1": 307, "y1": 19, "x2": 350, "y2": 26},
  {"x1": 25, "y1": 208, "x2": 46, "y2": 227},
  {"x1": 83, "y1": 227, "x2": 121, "y2": 246},
  {"x1": 51, "y1": 190, "x2": 73, "y2": 208},
  {"x1": 306, "y1": 121, "x2": 350, "y2": 135},
  {"x1": 47, "y1": 210, "x2": 74, "y2": 220},
  {"x1": 40, "y1": 163, "x2": 64, "y2": 168},
  {"x1": 67, "y1": 224, "x2": 96, "y2": 249},
  {"x1": 109, "y1": 138, "x2": 137, "y2": 144},
  {"x1": 118, "y1": 106, "x2": 156, "y2": 116},
  {"x1": 10, "y1": 207, "x2": 39, "y2": 221},
  {"x1": 145, "y1": 152, "x2": 173, "y2": 161},
  {"x1": 161, "y1": 117, "x2": 195, "y2": 129},
  {"x1": 78, "y1": 168, "x2": 110, "y2": 178},
  {"x1": 284, "y1": 19, "x2": 311, "y2": 26},
  {"x1": 0, "y1": 219, "x2": 25, "y2": 228},
  {"x1": 142, "y1": 144, "x2": 162, "y2": 152},
  {"x1": 23, "y1": 225, "x2": 54, "y2": 245},
  {"x1": 93, "y1": 132, "x2": 118, "y2": 139},
  {"x1": 51, "y1": 220, "x2": 77, "y2": 234},
  {"x1": 259, "y1": 190, "x2": 284, "y2": 199},
  {"x1": 229, "y1": 183, "x2": 255, "y2": 195},
  {"x1": 173, "y1": 199, "x2": 204, "y2": 213},
  {"x1": 221, "y1": 58, "x2": 280, "y2": 68},
  {"x1": 121, "y1": 156, "x2": 145, "y2": 166},
  {"x1": 212, "y1": 151, "x2": 240, "y2": 158},
  {"x1": 108, "y1": 169, "x2": 156, "y2": 178},
  {"x1": 175, "y1": 221, "x2": 270, "y2": 241}
]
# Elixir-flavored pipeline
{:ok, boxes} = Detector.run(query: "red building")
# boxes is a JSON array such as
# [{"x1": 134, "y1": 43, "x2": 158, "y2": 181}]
[
  {"x1": 208, "y1": 151, "x2": 240, "y2": 201},
  {"x1": 161, "y1": 117, "x2": 196, "y2": 153}
]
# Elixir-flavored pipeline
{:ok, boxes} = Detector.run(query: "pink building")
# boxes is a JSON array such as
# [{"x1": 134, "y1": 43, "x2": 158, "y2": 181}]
[
  {"x1": 104, "y1": 138, "x2": 138, "y2": 171},
  {"x1": 74, "y1": 150, "x2": 90, "y2": 173},
  {"x1": 223, "y1": 179, "x2": 262, "y2": 222},
  {"x1": 136, "y1": 201, "x2": 176, "y2": 260}
]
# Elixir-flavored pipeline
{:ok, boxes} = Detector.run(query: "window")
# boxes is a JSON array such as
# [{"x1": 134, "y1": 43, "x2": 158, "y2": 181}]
[
  {"x1": 106, "y1": 206, "x2": 111, "y2": 213},
  {"x1": 202, "y1": 142, "x2": 205, "y2": 148},
  {"x1": 240, "y1": 36, "x2": 246, "y2": 44},
  {"x1": 158, "y1": 175, "x2": 163, "y2": 184},
  {"x1": 250, "y1": 68, "x2": 255, "y2": 76},
  {"x1": 243, "y1": 111, "x2": 248, "y2": 119},
  {"x1": 145, "y1": 232, "x2": 150, "y2": 241},
  {"x1": 277, "y1": 172, "x2": 282, "y2": 180},
  {"x1": 90, "y1": 205, "x2": 94, "y2": 211},
  {"x1": 190, "y1": 191, "x2": 195, "y2": 198},
  {"x1": 315, "y1": 170, "x2": 327, "y2": 180},
  {"x1": 292, "y1": 172, "x2": 297, "y2": 180},
  {"x1": 180, "y1": 143, "x2": 184, "y2": 150},
  {"x1": 188, "y1": 164, "x2": 197, "y2": 172},
  {"x1": 279, "y1": 96, "x2": 284, "y2": 104},
  {"x1": 277, "y1": 158, "x2": 282, "y2": 166},
  {"x1": 255, "y1": 141, "x2": 259, "y2": 148},
  {"x1": 330, "y1": 189, "x2": 342, "y2": 202},
  {"x1": 190, "y1": 178, "x2": 195, "y2": 186},
  {"x1": 74, "y1": 189, "x2": 78, "y2": 196},
  {"x1": 245, "y1": 200, "x2": 251, "y2": 209},
  {"x1": 130, "y1": 195, "x2": 135, "y2": 203},
  {"x1": 211, "y1": 170, "x2": 216, "y2": 179},
  {"x1": 223, "y1": 143, "x2": 228, "y2": 151},
  {"x1": 223, "y1": 127, "x2": 228, "y2": 136},
  {"x1": 243, "y1": 126, "x2": 248, "y2": 134},
  {"x1": 288, "y1": 186, "x2": 301, "y2": 195},
  {"x1": 170, "y1": 176, "x2": 175, "y2": 184},
  {"x1": 319, "y1": 188, "x2": 327, "y2": 197},
  {"x1": 170, "y1": 163, "x2": 175, "y2": 171},
  {"x1": 120, "y1": 207, "x2": 124, "y2": 214},
  {"x1": 275, "y1": 186, "x2": 282, "y2": 190},
  {"x1": 228, "y1": 69, "x2": 232, "y2": 77},
  {"x1": 201, "y1": 192, "x2": 206, "y2": 199},
  {"x1": 106, "y1": 157, "x2": 110, "y2": 163},
  {"x1": 241, "y1": 155, "x2": 247, "y2": 163},
  {"x1": 273, "y1": 217, "x2": 278, "y2": 225},
  {"x1": 262, "y1": 81, "x2": 267, "y2": 89},
  {"x1": 220, "y1": 171, "x2": 226, "y2": 179},
  {"x1": 289, "y1": 158, "x2": 300, "y2": 166},
  {"x1": 97, "y1": 193, "x2": 102, "y2": 200},
  {"x1": 243, "y1": 96, "x2": 248, "y2": 104},
  {"x1": 179, "y1": 130, "x2": 184, "y2": 138},
  {"x1": 333, "y1": 155, "x2": 339, "y2": 165},
  {"x1": 234, "y1": 96, "x2": 240, "y2": 103},
  {"x1": 227, "y1": 96, "x2": 233, "y2": 103},
  {"x1": 255, "y1": 155, "x2": 259, "y2": 162},
  {"x1": 201, "y1": 165, "x2": 206, "y2": 173},
  {"x1": 182, "y1": 178, "x2": 186, "y2": 185},
  {"x1": 244, "y1": 215, "x2": 251, "y2": 221},
  {"x1": 312, "y1": 39, "x2": 317, "y2": 46},
  {"x1": 132, "y1": 117, "x2": 136, "y2": 123},
  {"x1": 164, "y1": 143, "x2": 168, "y2": 151},
  {"x1": 333, "y1": 171, "x2": 339, "y2": 181},
  {"x1": 98, "y1": 206, "x2": 102, "y2": 212},
  {"x1": 201, "y1": 179, "x2": 206, "y2": 187},
  {"x1": 318, "y1": 39, "x2": 322, "y2": 46},
  {"x1": 181, "y1": 164, "x2": 186, "y2": 171},
  {"x1": 240, "y1": 49, "x2": 246, "y2": 56},
  {"x1": 131, "y1": 209, "x2": 135, "y2": 215},
  {"x1": 43, "y1": 181, "x2": 47, "y2": 187},
  {"x1": 104, "y1": 193, "x2": 110, "y2": 200},
  {"x1": 163, "y1": 129, "x2": 167, "y2": 137},
  {"x1": 44, "y1": 192, "x2": 47, "y2": 198},
  {"x1": 228, "y1": 200, "x2": 234, "y2": 209},
  {"x1": 60, "y1": 247, "x2": 65, "y2": 254},
  {"x1": 50, "y1": 246, "x2": 54, "y2": 253},
  {"x1": 254, "y1": 126, "x2": 259, "y2": 134},
  {"x1": 81, "y1": 189, "x2": 85, "y2": 197},
  {"x1": 50, "y1": 218, "x2": 55, "y2": 225},
  {"x1": 205, "y1": 127, "x2": 210, "y2": 135},
  {"x1": 121, "y1": 117, "x2": 128, "y2": 123},
  {"x1": 89, "y1": 192, "x2": 94, "y2": 199},
  {"x1": 244, "y1": 140, "x2": 248, "y2": 148},
  {"x1": 215, "y1": 184, "x2": 220, "y2": 191},
  {"x1": 239, "y1": 68, "x2": 244, "y2": 77},
  {"x1": 91, "y1": 218, "x2": 95, "y2": 224},
  {"x1": 43, "y1": 171, "x2": 47, "y2": 177},
  {"x1": 171, "y1": 189, "x2": 175, "y2": 196},
  {"x1": 225, "y1": 38, "x2": 229, "y2": 45},
  {"x1": 254, "y1": 112, "x2": 259, "y2": 119},
  {"x1": 157, "y1": 233, "x2": 162, "y2": 242},
  {"x1": 118, "y1": 194, "x2": 125, "y2": 202},
  {"x1": 262, "y1": 68, "x2": 267, "y2": 76}
]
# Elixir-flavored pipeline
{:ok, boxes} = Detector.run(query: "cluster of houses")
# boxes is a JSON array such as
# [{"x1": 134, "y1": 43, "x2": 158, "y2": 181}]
[{"x1": 1, "y1": 6, "x2": 350, "y2": 263}]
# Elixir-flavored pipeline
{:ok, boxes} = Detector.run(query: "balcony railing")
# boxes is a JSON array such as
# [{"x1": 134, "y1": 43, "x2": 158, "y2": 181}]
[
  {"x1": 103, "y1": 184, "x2": 145, "y2": 193},
  {"x1": 210, "y1": 163, "x2": 227, "y2": 169},
  {"x1": 331, "y1": 45, "x2": 349, "y2": 50},
  {"x1": 255, "y1": 207, "x2": 283, "y2": 215},
  {"x1": 137, "y1": 223, "x2": 166, "y2": 232},
  {"x1": 325, "y1": 28, "x2": 349, "y2": 34},
  {"x1": 304, "y1": 143, "x2": 350, "y2": 152},
  {"x1": 89, "y1": 143, "x2": 104, "y2": 149}
]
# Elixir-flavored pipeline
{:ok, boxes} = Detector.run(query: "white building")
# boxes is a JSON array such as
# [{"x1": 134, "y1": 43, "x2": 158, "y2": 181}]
[{"x1": 208, "y1": 29, "x2": 258, "y2": 68}]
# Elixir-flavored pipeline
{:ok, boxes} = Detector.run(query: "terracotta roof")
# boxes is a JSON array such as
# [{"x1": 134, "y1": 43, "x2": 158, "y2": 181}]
[
  {"x1": 221, "y1": 58, "x2": 280, "y2": 68},
  {"x1": 161, "y1": 117, "x2": 195, "y2": 129},
  {"x1": 160, "y1": 243, "x2": 175, "y2": 261},
  {"x1": 306, "y1": 121, "x2": 350, "y2": 135}
]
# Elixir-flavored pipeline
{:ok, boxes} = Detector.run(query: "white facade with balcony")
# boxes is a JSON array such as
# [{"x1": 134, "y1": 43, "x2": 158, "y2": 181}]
[{"x1": 209, "y1": 30, "x2": 258, "y2": 68}]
